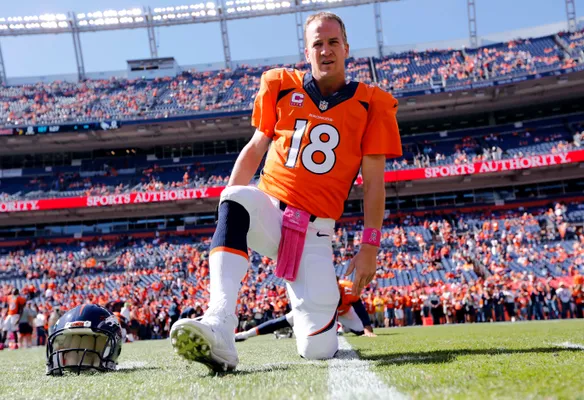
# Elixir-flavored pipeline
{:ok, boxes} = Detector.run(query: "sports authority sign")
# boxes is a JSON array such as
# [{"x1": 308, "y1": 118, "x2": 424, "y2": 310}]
[
  {"x1": 1, "y1": 150, "x2": 583, "y2": 213},
  {"x1": 0, "y1": 187, "x2": 222, "y2": 213},
  {"x1": 354, "y1": 150, "x2": 584, "y2": 185},
  {"x1": 422, "y1": 153, "x2": 573, "y2": 179}
]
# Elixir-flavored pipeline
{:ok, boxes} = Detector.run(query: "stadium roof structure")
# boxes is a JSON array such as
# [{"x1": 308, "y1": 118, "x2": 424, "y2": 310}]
[
  {"x1": 0, "y1": 0, "x2": 578, "y2": 85},
  {"x1": 0, "y1": 0, "x2": 399, "y2": 84}
]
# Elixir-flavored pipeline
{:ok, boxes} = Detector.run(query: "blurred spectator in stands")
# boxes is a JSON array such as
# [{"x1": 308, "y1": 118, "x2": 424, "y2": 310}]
[
  {"x1": 33, "y1": 305, "x2": 47, "y2": 346},
  {"x1": 18, "y1": 302, "x2": 35, "y2": 349},
  {"x1": 168, "y1": 297, "x2": 180, "y2": 329},
  {"x1": 557, "y1": 282, "x2": 573, "y2": 319},
  {"x1": 48, "y1": 307, "x2": 62, "y2": 335},
  {"x1": 574, "y1": 131, "x2": 582, "y2": 148}
]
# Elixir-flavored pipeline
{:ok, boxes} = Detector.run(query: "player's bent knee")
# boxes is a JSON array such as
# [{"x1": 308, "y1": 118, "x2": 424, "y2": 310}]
[
  {"x1": 297, "y1": 333, "x2": 338, "y2": 360},
  {"x1": 220, "y1": 185, "x2": 261, "y2": 212},
  {"x1": 211, "y1": 198, "x2": 250, "y2": 254}
]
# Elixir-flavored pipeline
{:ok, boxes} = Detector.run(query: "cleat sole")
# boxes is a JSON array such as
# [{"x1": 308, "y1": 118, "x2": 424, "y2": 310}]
[{"x1": 171, "y1": 324, "x2": 236, "y2": 373}]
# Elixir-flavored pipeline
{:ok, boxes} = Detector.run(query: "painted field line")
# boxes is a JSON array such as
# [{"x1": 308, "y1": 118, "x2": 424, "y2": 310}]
[
  {"x1": 117, "y1": 361, "x2": 149, "y2": 370},
  {"x1": 555, "y1": 341, "x2": 584, "y2": 350},
  {"x1": 328, "y1": 336, "x2": 408, "y2": 400}
]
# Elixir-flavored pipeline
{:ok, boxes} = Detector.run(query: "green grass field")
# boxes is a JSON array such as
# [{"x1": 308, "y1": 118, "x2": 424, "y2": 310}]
[{"x1": 1, "y1": 320, "x2": 583, "y2": 400}]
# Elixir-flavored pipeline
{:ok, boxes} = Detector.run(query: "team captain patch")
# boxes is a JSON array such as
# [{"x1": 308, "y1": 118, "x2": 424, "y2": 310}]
[{"x1": 290, "y1": 92, "x2": 305, "y2": 107}]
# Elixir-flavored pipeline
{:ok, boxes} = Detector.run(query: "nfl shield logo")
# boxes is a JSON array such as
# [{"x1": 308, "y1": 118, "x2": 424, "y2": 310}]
[{"x1": 319, "y1": 100, "x2": 328, "y2": 111}]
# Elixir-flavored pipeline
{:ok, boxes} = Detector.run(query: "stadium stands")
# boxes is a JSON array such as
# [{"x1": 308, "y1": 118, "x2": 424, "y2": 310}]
[
  {"x1": 0, "y1": 113, "x2": 581, "y2": 202},
  {"x1": 0, "y1": 31, "x2": 582, "y2": 127},
  {"x1": 1, "y1": 199, "x2": 583, "y2": 345},
  {"x1": 559, "y1": 29, "x2": 584, "y2": 58}
]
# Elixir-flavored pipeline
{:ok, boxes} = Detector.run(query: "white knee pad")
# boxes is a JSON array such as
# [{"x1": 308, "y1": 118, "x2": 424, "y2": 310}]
[
  {"x1": 219, "y1": 185, "x2": 281, "y2": 259},
  {"x1": 296, "y1": 329, "x2": 338, "y2": 360},
  {"x1": 291, "y1": 305, "x2": 339, "y2": 360},
  {"x1": 220, "y1": 185, "x2": 264, "y2": 213}
]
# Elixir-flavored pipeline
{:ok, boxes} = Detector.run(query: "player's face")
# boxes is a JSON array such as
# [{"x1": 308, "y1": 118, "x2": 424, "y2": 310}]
[{"x1": 304, "y1": 18, "x2": 349, "y2": 83}]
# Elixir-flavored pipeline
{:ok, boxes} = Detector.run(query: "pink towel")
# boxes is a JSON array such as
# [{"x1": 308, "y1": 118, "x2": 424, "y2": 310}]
[{"x1": 275, "y1": 206, "x2": 310, "y2": 282}]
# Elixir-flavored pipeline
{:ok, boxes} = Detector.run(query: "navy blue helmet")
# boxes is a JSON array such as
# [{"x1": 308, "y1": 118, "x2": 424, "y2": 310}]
[{"x1": 46, "y1": 304, "x2": 123, "y2": 375}]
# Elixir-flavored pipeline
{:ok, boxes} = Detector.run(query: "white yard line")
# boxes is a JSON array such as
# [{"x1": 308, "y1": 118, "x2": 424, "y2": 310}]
[
  {"x1": 554, "y1": 341, "x2": 584, "y2": 350},
  {"x1": 328, "y1": 336, "x2": 408, "y2": 400},
  {"x1": 117, "y1": 361, "x2": 149, "y2": 370}
]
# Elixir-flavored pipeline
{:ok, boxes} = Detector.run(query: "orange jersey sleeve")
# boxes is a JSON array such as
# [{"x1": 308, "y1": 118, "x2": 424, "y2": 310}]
[
  {"x1": 251, "y1": 69, "x2": 282, "y2": 138},
  {"x1": 337, "y1": 279, "x2": 360, "y2": 316},
  {"x1": 362, "y1": 87, "x2": 402, "y2": 158}
]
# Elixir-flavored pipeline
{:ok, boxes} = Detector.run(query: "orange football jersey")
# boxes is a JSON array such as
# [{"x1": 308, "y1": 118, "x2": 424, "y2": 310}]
[
  {"x1": 252, "y1": 68, "x2": 402, "y2": 219},
  {"x1": 337, "y1": 279, "x2": 360, "y2": 316},
  {"x1": 8, "y1": 295, "x2": 26, "y2": 316}
]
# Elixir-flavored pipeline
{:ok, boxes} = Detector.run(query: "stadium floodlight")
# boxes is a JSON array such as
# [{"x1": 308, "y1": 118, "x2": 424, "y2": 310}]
[
  {"x1": 0, "y1": 13, "x2": 70, "y2": 33},
  {"x1": 40, "y1": 14, "x2": 67, "y2": 21},
  {"x1": 226, "y1": 0, "x2": 292, "y2": 14},
  {"x1": 150, "y1": 3, "x2": 218, "y2": 23},
  {"x1": 78, "y1": 8, "x2": 143, "y2": 27}
]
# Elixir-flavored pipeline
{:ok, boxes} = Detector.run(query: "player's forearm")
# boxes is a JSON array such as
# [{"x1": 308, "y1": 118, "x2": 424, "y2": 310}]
[
  {"x1": 362, "y1": 155, "x2": 386, "y2": 232},
  {"x1": 228, "y1": 131, "x2": 270, "y2": 187},
  {"x1": 227, "y1": 148, "x2": 264, "y2": 187},
  {"x1": 363, "y1": 181, "x2": 385, "y2": 231}
]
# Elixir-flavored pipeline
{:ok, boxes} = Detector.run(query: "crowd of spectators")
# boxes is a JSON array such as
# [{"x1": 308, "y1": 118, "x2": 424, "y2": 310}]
[
  {"x1": 1, "y1": 200, "x2": 583, "y2": 349},
  {"x1": 0, "y1": 161, "x2": 231, "y2": 202},
  {"x1": 389, "y1": 127, "x2": 582, "y2": 171},
  {"x1": 559, "y1": 29, "x2": 584, "y2": 57},
  {"x1": 1, "y1": 32, "x2": 582, "y2": 127},
  {"x1": 375, "y1": 35, "x2": 580, "y2": 92},
  {"x1": 0, "y1": 57, "x2": 370, "y2": 127},
  {"x1": 345, "y1": 204, "x2": 584, "y2": 327},
  {"x1": 1, "y1": 121, "x2": 582, "y2": 202}
]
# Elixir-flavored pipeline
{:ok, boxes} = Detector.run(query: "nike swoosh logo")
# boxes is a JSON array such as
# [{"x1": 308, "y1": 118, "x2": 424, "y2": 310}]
[{"x1": 316, "y1": 232, "x2": 329, "y2": 237}]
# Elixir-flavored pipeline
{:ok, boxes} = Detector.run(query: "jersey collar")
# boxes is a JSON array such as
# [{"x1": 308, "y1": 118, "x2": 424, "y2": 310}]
[{"x1": 302, "y1": 72, "x2": 359, "y2": 113}]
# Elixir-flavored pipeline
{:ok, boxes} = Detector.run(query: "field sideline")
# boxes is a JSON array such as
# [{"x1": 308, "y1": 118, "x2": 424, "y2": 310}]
[{"x1": 1, "y1": 320, "x2": 583, "y2": 399}]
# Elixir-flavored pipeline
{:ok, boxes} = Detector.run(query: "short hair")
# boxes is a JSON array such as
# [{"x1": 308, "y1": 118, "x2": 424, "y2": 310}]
[{"x1": 304, "y1": 12, "x2": 348, "y2": 46}]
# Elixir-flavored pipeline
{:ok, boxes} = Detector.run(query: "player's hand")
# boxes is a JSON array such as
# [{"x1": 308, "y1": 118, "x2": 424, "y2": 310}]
[
  {"x1": 363, "y1": 326, "x2": 377, "y2": 337},
  {"x1": 345, "y1": 244, "x2": 378, "y2": 296}
]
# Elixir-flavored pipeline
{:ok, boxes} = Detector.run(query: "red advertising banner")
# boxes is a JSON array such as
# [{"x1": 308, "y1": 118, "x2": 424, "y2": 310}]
[
  {"x1": 355, "y1": 149, "x2": 584, "y2": 184},
  {"x1": 1, "y1": 150, "x2": 583, "y2": 214},
  {"x1": 0, "y1": 187, "x2": 223, "y2": 214}
]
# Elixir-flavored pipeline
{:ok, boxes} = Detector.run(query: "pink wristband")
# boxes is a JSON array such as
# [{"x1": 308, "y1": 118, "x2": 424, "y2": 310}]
[{"x1": 362, "y1": 228, "x2": 381, "y2": 247}]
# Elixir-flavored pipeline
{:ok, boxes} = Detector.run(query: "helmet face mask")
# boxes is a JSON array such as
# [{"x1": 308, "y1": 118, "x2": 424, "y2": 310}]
[{"x1": 46, "y1": 305, "x2": 122, "y2": 376}]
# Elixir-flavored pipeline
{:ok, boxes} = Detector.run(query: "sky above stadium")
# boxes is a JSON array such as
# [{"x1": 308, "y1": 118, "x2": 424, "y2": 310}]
[{"x1": 1, "y1": 0, "x2": 583, "y2": 77}]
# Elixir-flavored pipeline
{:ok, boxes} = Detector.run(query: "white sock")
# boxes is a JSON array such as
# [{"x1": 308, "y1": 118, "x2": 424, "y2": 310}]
[
  {"x1": 237, "y1": 330, "x2": 253, "y2": 339},
  {"x1": 208, "y1": 250, "x2": 248, "y2": 316},
  {"x1": 247, "y1": 328, "x2": 258, "y2": 338}
]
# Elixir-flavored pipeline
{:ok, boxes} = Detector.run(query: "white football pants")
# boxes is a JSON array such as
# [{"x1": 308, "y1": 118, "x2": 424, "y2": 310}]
[
  {"x1": 220, "y1": 185, "x2": 339, "y2": 360},
  {"x1": 338, "y1": 307, "x2": 365, "y2": 333},
  {"x1": 287, "y1": 306, "x2": 364, "y2": 334}
]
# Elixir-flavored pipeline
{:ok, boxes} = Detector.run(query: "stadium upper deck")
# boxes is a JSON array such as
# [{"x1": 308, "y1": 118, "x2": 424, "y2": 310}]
[
  {"x1": 0, "y1": 29, "x2": 582, "y2": 128},
  {"x1": 0, "y1": 112, "x2": 581, "y2": 204}
]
